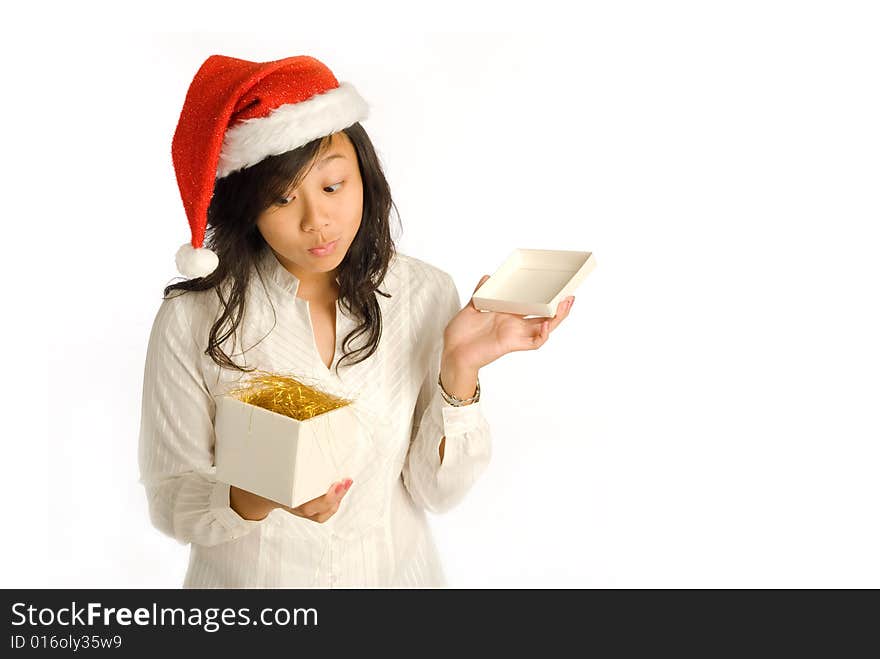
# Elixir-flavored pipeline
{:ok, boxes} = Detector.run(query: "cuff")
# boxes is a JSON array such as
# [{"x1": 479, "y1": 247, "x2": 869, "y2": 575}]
[
  {"x1": 438, "y1": 382, "x2": 487, "y2": 436},
  {"x1": 209, "y1": 480, "x2": 265, "y2": 535}
]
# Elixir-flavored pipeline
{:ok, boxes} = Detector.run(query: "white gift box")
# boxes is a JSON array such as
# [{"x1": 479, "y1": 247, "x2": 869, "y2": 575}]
[
  {"x1": 213, "y1": 394, "x2": 363, "y2": 509},
  {"x1": 472, "y1": 248, "x2": 596, "y2": 317}
]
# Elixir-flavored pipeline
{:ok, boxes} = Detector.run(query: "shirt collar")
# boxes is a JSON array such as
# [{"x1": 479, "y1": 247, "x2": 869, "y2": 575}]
[{"x1": 255, "y1": 247, "x2": 340, "y2": 299}]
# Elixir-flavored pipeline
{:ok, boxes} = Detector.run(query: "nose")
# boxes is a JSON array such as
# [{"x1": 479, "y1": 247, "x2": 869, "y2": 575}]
[{"x1": 300, "y1": 194, "x2": 332, "y2": 234}]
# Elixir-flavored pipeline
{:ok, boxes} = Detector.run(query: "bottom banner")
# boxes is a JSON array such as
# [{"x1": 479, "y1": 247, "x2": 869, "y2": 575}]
[{"x1": 1, "y1": 588, "x2": 873, "y2": 651}]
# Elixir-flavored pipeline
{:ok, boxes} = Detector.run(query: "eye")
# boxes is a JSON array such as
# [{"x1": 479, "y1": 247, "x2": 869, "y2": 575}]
[{"x1": 275, "y1": 182, "x2": 343, "y2": 206}]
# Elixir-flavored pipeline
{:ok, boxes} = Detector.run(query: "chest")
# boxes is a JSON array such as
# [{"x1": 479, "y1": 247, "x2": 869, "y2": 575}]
[
  {"x1": 308, "y1": 298, "x2": 337, "y2": 370},
  {"x1": 205, "y1": 279, "x2": 426, "y2": 467}
]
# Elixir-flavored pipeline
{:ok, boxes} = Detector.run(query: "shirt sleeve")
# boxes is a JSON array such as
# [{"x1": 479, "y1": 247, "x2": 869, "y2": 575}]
[
  {"x1": 402, "y1": 272, "x2": 492, "y2": 514},
  {"x1": 137, "y1": 293, "x2": 265, "y2": 547}
]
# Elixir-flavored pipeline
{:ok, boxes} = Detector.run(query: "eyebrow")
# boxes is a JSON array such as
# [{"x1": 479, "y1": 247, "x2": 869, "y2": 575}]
[
  {"x1": 316, "y1": 153, "x2": 346, "y2": 169},
  {"x1": 284, "y1": 152, "x2": 348, "y2": 195}
]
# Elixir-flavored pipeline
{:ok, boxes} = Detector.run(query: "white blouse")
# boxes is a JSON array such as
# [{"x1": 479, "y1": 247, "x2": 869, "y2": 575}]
[{"x1": 137, "y1": 247, "x2": 492, "y2": 588}]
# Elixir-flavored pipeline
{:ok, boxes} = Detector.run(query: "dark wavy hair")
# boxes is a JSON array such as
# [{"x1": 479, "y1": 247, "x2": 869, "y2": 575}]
[{"x1": 162, "y1": 122, "x2": 400, "y2": 378}]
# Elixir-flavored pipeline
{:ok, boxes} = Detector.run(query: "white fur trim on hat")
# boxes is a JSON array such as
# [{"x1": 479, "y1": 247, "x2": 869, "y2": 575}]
[
  {"x1": 215, "y1": 81, "x2": 369, "y2": 179},
  {"x1": 176, "y1": 242, "x2": 219, "y2": 278}
]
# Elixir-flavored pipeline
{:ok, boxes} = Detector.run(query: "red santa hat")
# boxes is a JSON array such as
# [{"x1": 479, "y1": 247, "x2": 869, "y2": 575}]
[{"x1": 171, "y1": 54, "x2": 369, "y2": 278}]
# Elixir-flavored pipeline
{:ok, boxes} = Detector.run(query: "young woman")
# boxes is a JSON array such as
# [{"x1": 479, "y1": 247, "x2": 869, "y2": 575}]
[{"x1": 138, "y1": 54, "x2": 574, "y2": 588}]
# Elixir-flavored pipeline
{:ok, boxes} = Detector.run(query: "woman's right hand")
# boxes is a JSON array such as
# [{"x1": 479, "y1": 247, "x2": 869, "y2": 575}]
[{"x1": 230, "y1": 478, "x2": 353, "y2": 524}]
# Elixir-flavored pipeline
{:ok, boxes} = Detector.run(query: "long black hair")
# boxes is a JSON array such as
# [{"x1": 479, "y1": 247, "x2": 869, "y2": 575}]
[{"x1": 163, "y1": 122, "x2": 400, "y2": 378}]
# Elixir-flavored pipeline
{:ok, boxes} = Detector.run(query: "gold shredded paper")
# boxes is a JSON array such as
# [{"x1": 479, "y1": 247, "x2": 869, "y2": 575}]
[{"x1": 224, "y1": 370, "x2": 353, "y2": 421}]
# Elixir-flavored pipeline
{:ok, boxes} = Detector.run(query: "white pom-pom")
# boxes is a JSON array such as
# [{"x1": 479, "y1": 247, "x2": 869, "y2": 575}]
[{"x1": 175, "y1": 242, "x2": 219, "y2": 278}]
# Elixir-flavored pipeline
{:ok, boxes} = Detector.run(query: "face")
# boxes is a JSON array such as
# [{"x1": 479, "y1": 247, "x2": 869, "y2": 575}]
[{"x1": 256, "y1": 131, "x2": 364, "y2": 289}]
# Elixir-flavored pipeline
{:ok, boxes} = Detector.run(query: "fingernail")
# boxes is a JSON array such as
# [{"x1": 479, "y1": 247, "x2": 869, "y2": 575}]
[
  {"x1": 344, "y1": 479, "x2": 353, "y2": 490},
  {"x1": 335, "y1": 483, "x2": 345, "y2": 494}
]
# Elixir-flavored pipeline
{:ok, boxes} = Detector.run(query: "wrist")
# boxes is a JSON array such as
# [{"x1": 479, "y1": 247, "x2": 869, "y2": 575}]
[
  {"x1": 439, "y1": 351, "x2": 479, "y2": 402},
  {"x1": 229, "y1": 485, "x2": 274, "y2": 521}
]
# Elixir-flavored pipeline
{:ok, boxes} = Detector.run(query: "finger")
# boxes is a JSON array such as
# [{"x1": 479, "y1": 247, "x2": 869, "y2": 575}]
[
  {"x1": 472, "y1": 275, "x2": 490, "y2": 296},
  {"x1": 530, "y1": 319, "x2": 551, "y2": 349},
  {"x1": 526, "y1": 299, "x2": 570, "y2": 350},
  {"x1": 309, "y1": 500, "x2": 340, "y2": 524},
  {"x1": 520, "y1": 296, "x2": 573, "y2": 336},
  {"x1": 310, "y1": 477, "x2": 352, "y2": 522},
  {"x1": 294, "y1": 478, "x2": 352, "y2": 517},
  {"x1": 469, "y1": 275, "x2": 491, "y2": 310},
  {"x1": 546, "y1": 296, "x2": 574, "y2": 333},
  {"x1": 295, "y1": 488, "x2": 342, "y2": 518},
  {"x1": 504, "y1": 318, "x2": 548, "y2": 353}
]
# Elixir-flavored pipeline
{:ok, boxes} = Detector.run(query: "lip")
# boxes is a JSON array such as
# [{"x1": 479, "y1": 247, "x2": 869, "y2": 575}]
[{"x1": 307, "y1": 239, "x2": 339, "y2": 256}]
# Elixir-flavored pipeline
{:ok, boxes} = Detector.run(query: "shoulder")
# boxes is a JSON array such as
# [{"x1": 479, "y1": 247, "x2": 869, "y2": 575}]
[
  {"x1": 149, "y1": 286, "x2": 218, "y2": 348},
  {"x1": 388, "y1": 251, "x2": 456, "y2": 298}
]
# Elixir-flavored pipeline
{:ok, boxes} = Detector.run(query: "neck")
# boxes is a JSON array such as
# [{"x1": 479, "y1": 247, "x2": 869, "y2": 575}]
[
  {"x1": 269, "y1": 248, "x2": 339, "y2": 301},
  {"x1": 296, "y1": 278, "x2": 339, "y2": 303}
]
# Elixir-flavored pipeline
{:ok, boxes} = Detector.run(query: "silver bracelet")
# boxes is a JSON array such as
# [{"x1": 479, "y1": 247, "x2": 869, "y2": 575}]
[{"x1": 438, "y1": 373, "x2": 481, "y2": 406}]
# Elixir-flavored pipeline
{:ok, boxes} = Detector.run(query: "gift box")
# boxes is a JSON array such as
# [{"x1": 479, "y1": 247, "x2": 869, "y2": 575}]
[
  {"x1": 472, "y1": 248, "x2": 596, "y2": 317},
  {"x1": 213, "y1": 373, "x2": 363, "y2": 509}
]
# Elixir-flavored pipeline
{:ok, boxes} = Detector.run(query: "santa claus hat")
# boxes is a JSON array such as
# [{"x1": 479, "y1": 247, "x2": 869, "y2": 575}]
[{"x1": 171, "y1": 54, "x2": 369, "y2": 278}]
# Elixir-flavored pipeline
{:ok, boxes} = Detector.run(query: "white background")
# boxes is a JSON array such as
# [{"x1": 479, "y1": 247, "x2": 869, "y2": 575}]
[{"x1": 3, "y1": 2, "x2": 878, "y2": 588}]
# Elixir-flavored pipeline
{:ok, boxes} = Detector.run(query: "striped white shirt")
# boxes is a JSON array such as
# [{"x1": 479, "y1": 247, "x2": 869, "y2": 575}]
[{"x1": 137, "y1": 247, "x2": 492, "y2": 587}]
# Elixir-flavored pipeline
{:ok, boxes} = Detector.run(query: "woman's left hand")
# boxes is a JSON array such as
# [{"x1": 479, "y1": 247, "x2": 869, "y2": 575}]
[{"x1": 442, "y1": 275, "x2": 575, "y2": 371}]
